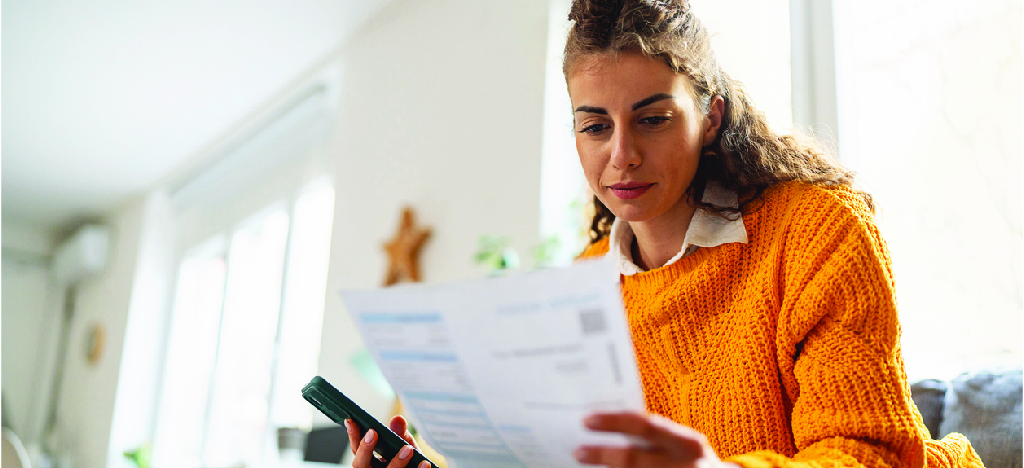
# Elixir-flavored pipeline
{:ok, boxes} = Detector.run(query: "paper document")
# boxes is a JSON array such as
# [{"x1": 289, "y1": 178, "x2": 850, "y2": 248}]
[{"x1": 341, "y1": 258, "x2": 645, "y2": 468}]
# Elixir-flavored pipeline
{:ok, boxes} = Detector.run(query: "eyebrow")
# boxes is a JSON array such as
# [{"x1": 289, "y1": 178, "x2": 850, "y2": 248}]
[
  {"x1": 631, "y1": 93, "x2": 673, "y2": 111},
  {"x1": 573, "y1": 93, "x2": 674, "y2": 114},
  {"x1": 573, "y1": 105, "x2": 607, "y2": 115}
]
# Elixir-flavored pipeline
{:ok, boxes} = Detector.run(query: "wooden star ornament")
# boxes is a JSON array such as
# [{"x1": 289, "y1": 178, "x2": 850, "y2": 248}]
[{"x1": 382, "y1": 206, "x2": 432, "y2": 286}]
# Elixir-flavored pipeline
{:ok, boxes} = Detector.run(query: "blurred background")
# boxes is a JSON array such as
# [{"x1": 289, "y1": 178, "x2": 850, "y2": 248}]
[{"x1": 1, "y1": 1, "x2": 1020, "y2": 468}]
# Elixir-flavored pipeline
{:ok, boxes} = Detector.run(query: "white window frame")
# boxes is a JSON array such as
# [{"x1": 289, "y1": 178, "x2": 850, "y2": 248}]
[
  {"x1": 789, "y1": 0, "x2": 841, "y2": 147},
  {"x1": 150, "y1": 75, "x2": 339, "y2": 468}
]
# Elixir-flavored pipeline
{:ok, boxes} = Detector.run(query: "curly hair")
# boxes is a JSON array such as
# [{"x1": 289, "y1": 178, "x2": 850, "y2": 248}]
[{"x1": 563, "y1": 0, "x2": 873, "y2": 244}]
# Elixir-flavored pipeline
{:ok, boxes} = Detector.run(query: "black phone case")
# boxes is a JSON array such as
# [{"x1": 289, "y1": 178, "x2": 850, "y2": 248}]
[{"x1": 302, "y1": 376, "x2": 437, "y2": 468}]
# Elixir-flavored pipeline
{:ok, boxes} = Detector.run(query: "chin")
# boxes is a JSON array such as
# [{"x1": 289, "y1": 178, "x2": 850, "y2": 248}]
[{"x1": 606, "y1": 204, "x2": 656, "y2": 223}]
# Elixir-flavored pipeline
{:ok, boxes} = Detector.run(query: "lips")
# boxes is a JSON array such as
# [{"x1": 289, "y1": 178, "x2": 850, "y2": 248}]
[{"x1": 608, "y1": 182, "x2": 654, "y2": 200}]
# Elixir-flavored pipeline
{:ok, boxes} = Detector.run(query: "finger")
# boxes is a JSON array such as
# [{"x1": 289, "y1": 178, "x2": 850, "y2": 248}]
[
  {"x1": 353, "y1": 428, "x2": 379, "y2": 468},
  {"x1": 574, "y1": 445, "x2": 671, "y2": 468},
  {"x1": 389, "y1": 415, "x2": 420, "y2": 449},
  {"x1": 386, "y1": 445, "x2": 416, "y2": 468},
  {"x1": 583, "y1": 412, "x2": 705, "y2": 459},
  {"x1": 346, "y1": 420, "x2": 361, "y2": 456}
]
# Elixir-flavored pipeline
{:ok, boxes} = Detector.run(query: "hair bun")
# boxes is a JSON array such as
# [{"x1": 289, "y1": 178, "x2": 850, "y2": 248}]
[
  {"x1": 568, "y1": 0, "x2": 626, "y2": 48},
  {"x1": 568, "y1": 0, "x2": 695, "y2": 49}
]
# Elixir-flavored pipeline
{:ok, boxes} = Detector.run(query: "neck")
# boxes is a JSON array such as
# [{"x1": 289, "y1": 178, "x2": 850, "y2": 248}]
[{"x1": 628, "y1": 201, "x2": 697, "y2": 270}]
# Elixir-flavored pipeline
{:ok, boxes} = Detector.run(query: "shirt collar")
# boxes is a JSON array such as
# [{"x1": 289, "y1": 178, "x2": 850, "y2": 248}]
[{"x1": 607, "y1": 182, "x2": 749, "y2": 276}]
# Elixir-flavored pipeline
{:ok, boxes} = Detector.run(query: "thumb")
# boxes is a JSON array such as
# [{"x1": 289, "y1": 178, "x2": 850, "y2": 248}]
[{"x1": 389, "y1": 415, "x2": 419, "y2": 449}]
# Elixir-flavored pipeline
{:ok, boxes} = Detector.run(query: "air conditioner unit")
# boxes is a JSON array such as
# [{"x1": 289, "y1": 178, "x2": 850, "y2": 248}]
[{"x1": 51, "y1": 225, "x2": 110, "y2": 286}]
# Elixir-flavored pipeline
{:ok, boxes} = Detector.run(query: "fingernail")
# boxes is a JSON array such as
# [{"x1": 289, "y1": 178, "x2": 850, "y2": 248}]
[
  {"x1": 363, "y1": 429, "x2": 375, "y2": 444},
  {"x1": 574, "y1": 447, "x2": 591, "y2": 461},
  {"x1": 583, "y1": 415, "x2": 600, "y2": 427},
  {"x1": 418, "y1": 462, "x2": 430, "y2": 468},
  {"x1": 398, "y1": 446, "x2": 412, "y2": 460}
]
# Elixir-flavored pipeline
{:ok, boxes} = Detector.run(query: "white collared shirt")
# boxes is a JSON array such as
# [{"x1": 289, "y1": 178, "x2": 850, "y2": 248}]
[{"x1": 607, "y1": 183, "x2": 749, "y2": 276}]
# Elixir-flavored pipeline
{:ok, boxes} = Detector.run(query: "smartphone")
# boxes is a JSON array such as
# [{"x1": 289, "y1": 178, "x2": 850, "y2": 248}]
[{"x1": 302, "y1": 376, "x2": 437, "y2": 468}]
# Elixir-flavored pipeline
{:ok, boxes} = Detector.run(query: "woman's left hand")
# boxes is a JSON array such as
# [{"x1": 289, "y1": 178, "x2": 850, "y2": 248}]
[{"x1": 574, "y1": 411, "x2": 741, "y2": 468}]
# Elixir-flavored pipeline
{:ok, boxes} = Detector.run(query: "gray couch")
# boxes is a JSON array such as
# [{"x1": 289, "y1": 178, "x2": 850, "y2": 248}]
[{"x1": 910, "y1": 368, "x2": 1022, "y2": 468}]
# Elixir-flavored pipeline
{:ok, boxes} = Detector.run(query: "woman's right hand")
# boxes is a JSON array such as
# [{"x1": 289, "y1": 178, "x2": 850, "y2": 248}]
[{"x1": 346, "y1": 415, "x2": 429, "y2": 468}]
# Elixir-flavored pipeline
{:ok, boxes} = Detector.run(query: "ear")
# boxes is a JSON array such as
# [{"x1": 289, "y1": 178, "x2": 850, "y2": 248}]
[{"x1": 702, "y1": 95, "x2": 725, "y2": 147}]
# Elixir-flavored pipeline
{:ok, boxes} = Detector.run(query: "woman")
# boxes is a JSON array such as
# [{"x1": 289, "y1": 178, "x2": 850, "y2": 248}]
[{"x1": 348, "y1": 1, "x2": 984, "y2": 467}]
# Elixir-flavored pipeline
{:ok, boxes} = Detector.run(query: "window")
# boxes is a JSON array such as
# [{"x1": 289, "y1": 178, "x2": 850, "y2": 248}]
[
  {"x1": 833, "y1": 0, "x2": 1022, "y2": 380},
  {"x1": 152, "y1": 178, "x2": 336, "y2": 468}
]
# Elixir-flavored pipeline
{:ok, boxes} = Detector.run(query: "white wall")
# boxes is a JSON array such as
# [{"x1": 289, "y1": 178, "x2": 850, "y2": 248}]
[
  {"x1": 1, "y1": 255, "x2": 50, "y2": 431},
  {"x1": 49, "y1": 198, "x2": 146, "y2": 468},
  {"x1": 3, "y1": 197, "x2": 175, "y2": 468},
  {"x1": 1, "y1": 221, "x2": 60, "y2": 443},
  {"x1": 318, "y1": 0, "x2": 551, "y2": 421},
  {"x1": 2, "y1": 222, "x2": 56, "y2": 257}
]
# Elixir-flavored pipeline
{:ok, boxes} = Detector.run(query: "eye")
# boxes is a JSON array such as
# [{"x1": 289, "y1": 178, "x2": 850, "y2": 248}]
[
  {"x1": 578, "y1": 123, "x2": 610, "y2": 135},
  {"x1": 640, "y1": 116, "x2": 670, "y2": 126}
]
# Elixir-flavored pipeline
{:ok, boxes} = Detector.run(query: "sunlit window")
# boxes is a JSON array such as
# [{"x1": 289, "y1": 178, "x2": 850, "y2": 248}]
[
  {"x1": 152, "y1": 239, "x2": 228, "y2": 468},
  {"x1": 270, "y1": 179, "x2": 336, "y2": 430},
  {"x1": 694, "y1": 0, "x2": 792, "y2": 130},
  {"x1": 152, "y1": 178, "x2": 336, "y2": 468},
  {"x1": 833, "y1": 0, "x2": 1022, "y2": 380},
  {"x1": 204, "y1": 205, "x2": 290, "y2": 466}
]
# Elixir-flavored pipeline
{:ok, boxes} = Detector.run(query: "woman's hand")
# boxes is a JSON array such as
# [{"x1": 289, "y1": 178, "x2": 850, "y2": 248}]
[
  {"x1": 574, "y1": 411, "x2": 741, "y2": 468},
  {"x1": 346, "y1": 415, "x2": 429, "y2": 468}
]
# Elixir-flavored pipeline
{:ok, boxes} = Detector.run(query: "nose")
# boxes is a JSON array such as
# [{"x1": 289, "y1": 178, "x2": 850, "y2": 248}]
[{"x1": 609, "y1": 127, "x2": 641, "y2": 170}]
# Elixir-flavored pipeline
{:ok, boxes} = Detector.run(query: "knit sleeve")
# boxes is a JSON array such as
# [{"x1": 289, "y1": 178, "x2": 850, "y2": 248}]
[
  {"x1": 576, "y1": 237, "x2": 610, "y2": 260},
  {"x1": 725, "y1": 185, "x2": 984, "y2": 468}
]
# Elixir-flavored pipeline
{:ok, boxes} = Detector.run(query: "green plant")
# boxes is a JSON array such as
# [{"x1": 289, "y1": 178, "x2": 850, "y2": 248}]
[
  {"x1": 531, "y1": 236, "x2": 562, "y2": 268},
  {"x1": 473, "y1": 236, "x2": 519, "y2": 272},
  {"x1": 123, "y1": 444, "x2": 152, "y2": 468},
  {"x1": 475, "y1": 235, "x2": 568, "y2": 272}
]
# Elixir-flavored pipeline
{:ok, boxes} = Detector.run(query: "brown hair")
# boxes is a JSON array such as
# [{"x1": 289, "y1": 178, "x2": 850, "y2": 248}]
[{"x1": 564, "y1": 0, "x2": 873, "y2": 244}]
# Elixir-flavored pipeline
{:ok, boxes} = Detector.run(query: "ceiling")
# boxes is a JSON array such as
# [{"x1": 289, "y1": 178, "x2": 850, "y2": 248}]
[{"x1": 2, "y1": 0, "x2": 393, "y2": 229}]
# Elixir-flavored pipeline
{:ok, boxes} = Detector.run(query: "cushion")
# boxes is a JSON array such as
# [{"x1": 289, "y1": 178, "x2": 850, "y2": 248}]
[
  {"x1": 910, "y1": 378, "x2": 947, "y2": 438},
  {"x1": 939, "y1": 368, "x2": 1023, "y2": 468},
  {"x1": 304, "y1": 426, "x2": 349, "y2": 463}
]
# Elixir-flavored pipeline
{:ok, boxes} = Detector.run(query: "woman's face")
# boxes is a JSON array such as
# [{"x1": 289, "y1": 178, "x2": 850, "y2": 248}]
[{"x1": 567, "y1": 53, "x2": 719, "y2": 226}]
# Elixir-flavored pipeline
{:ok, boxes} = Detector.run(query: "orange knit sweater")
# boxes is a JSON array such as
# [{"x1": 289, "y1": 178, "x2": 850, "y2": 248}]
[{"x1": 579, "y1": 182, "x2": 983, "y2": 468}]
